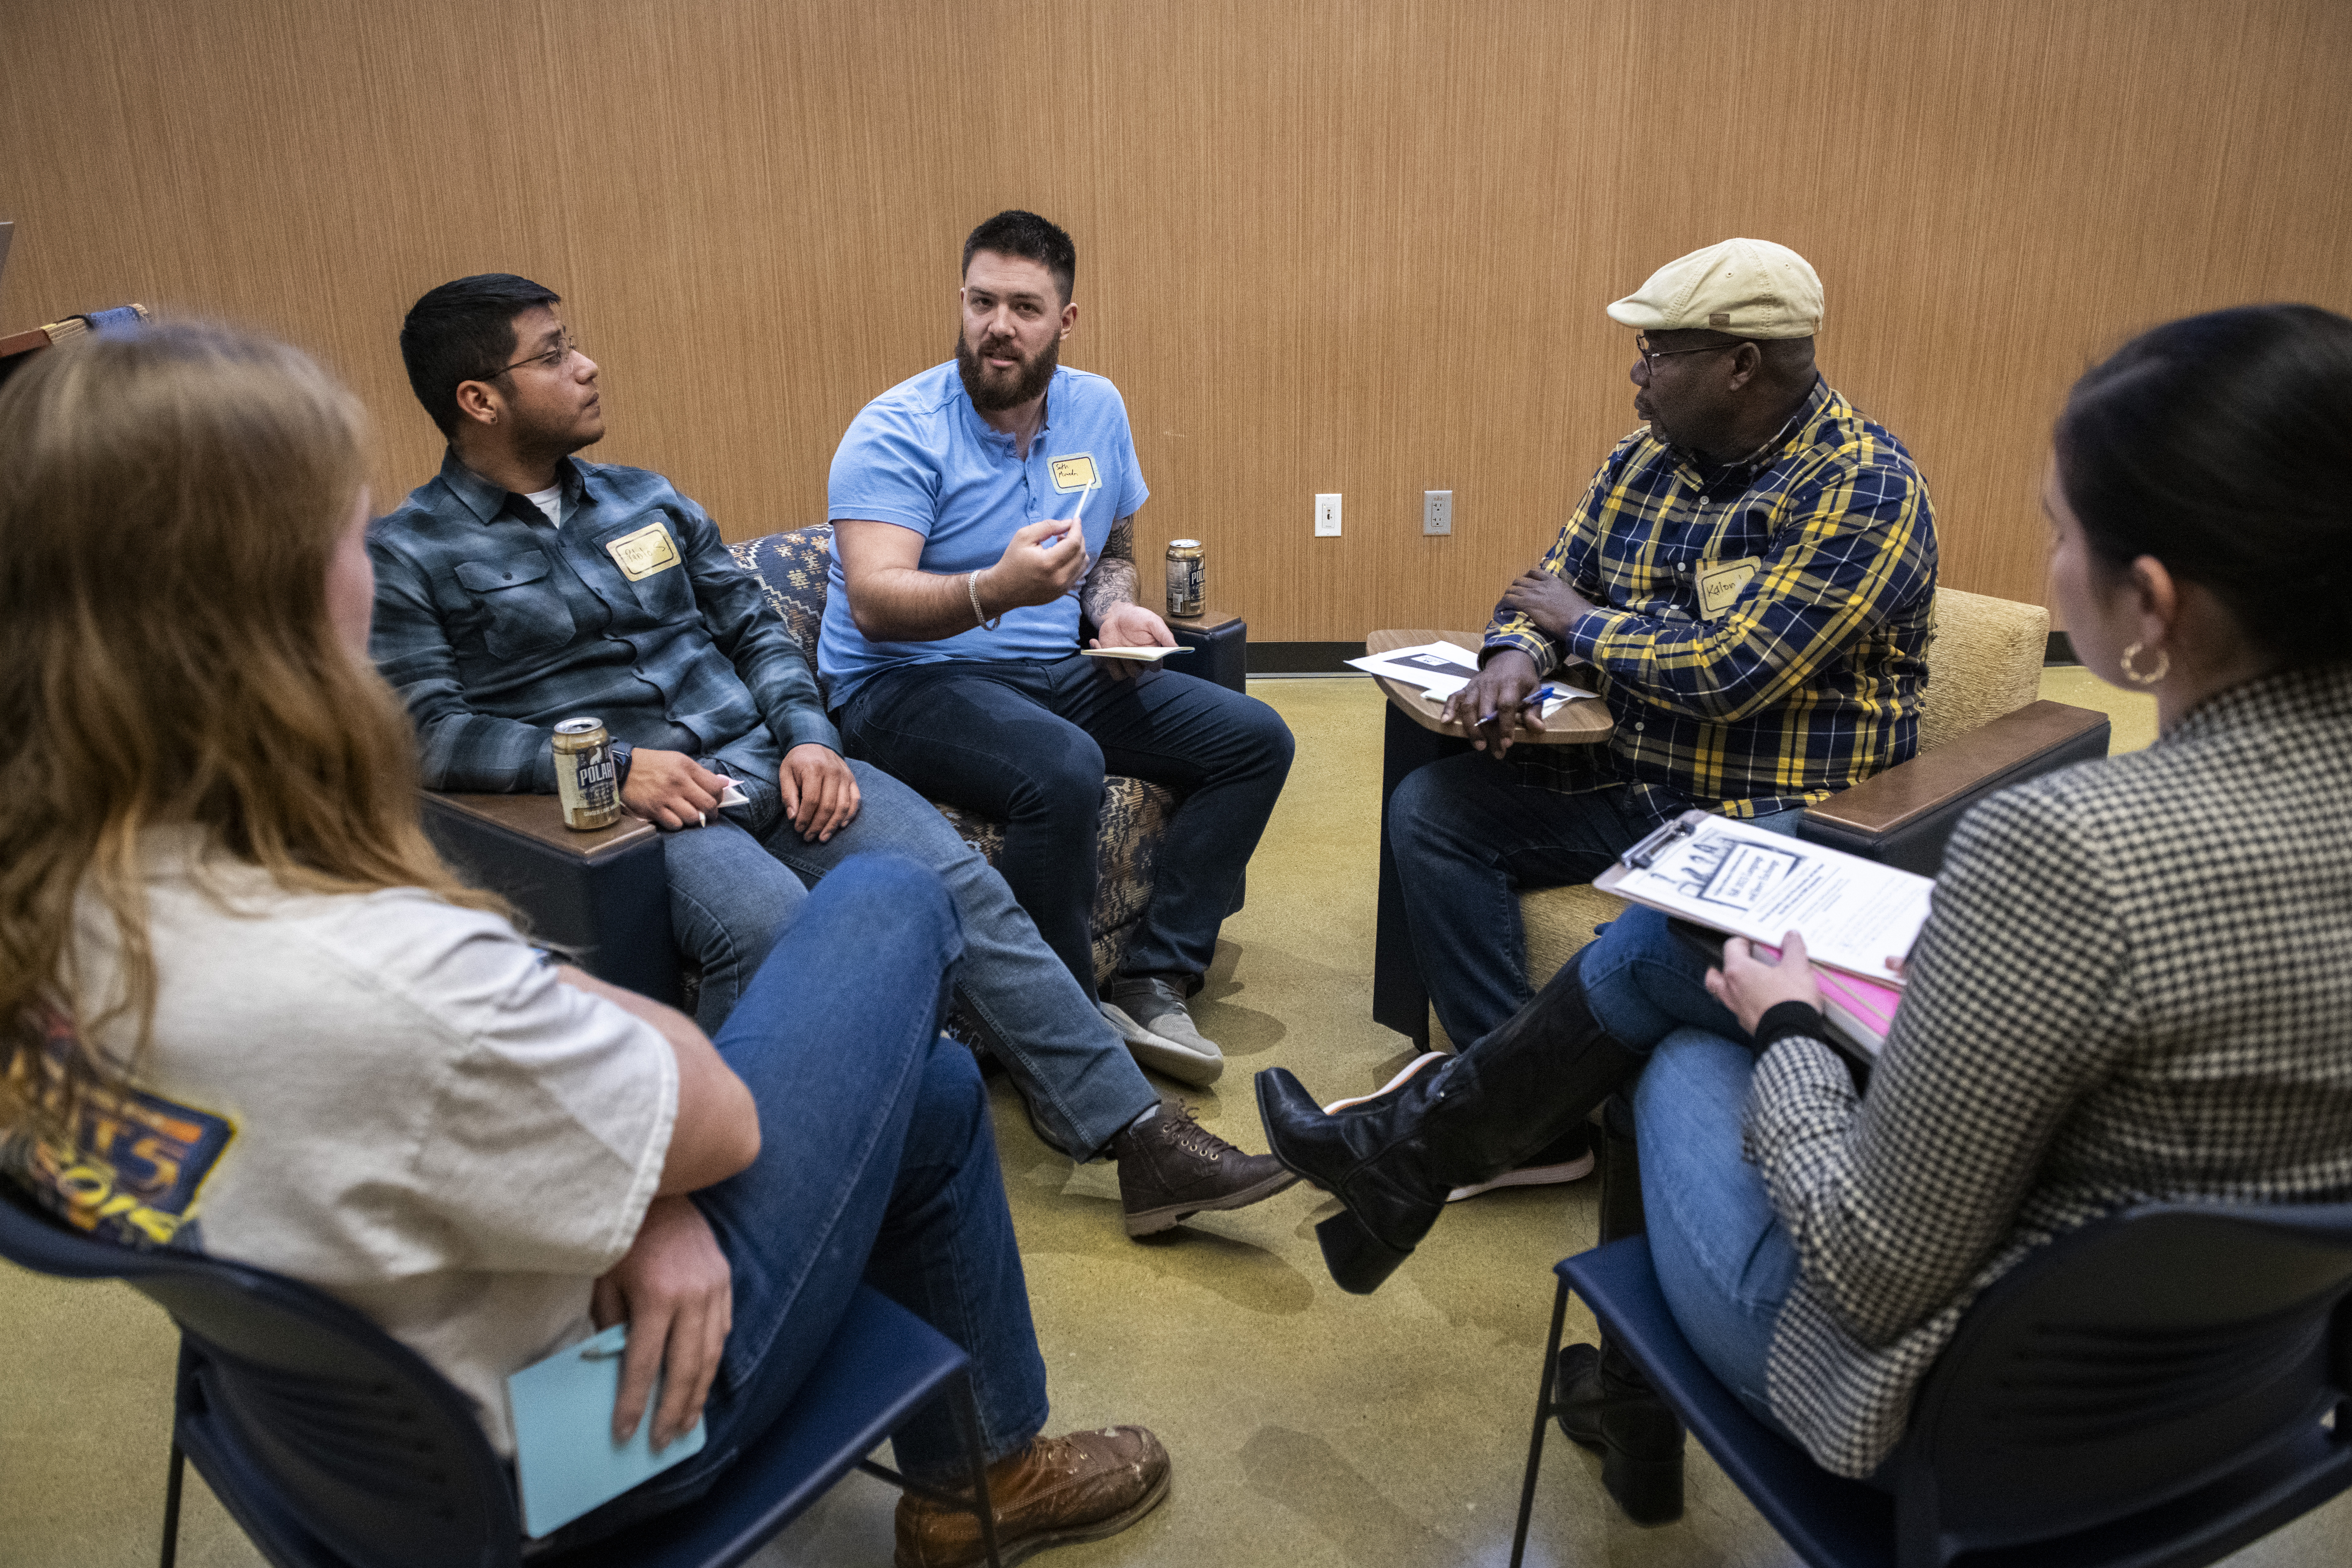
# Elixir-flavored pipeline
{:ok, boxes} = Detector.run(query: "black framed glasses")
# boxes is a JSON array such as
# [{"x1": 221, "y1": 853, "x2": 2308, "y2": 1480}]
[
  {"x1": 1635, "y1": 333, "x2": 1739, "y2": 372},
  {"x1": 493, "y1": 332, "x2": 581, "y2": 377}
]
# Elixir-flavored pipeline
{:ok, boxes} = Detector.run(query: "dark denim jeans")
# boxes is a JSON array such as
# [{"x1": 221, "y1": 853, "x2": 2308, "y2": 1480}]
[
  {"x1": 841, "y1": 656, "x2": 1294, "y2": 1002},
  {"x1": 1388, "y1": 749, "x2": 1801, "y2": 1045},
  {"x1": 573, "y1": 855, "x2": 1051, "y2": 1543}
]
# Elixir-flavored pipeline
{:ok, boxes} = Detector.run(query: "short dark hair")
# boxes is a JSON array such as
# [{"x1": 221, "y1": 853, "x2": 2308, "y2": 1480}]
[
  {"x1": 961, "y1": 211, "x2": 1076, "y2": 303},
  {"x1": 2056, "y1": 303, "x2": 2352, "y2": 669},
  {"x1": 399, "y1": 274, "x2": 561, "y2": 438}
]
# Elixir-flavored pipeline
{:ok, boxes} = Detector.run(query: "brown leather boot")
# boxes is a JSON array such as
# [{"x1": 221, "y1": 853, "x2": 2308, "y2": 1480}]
[
  {"x1": 1114, "y1": 1098, "x2": 1297, "y2": 1237},
  {"x1": 894, "y1": 1425, "x2": 1171, "y2": 1567}
]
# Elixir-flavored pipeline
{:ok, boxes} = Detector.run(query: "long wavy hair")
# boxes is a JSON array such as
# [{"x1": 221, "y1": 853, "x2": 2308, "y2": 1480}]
[{"x1": 0, "y1": 323, "x2": 502, "y2": 1131}]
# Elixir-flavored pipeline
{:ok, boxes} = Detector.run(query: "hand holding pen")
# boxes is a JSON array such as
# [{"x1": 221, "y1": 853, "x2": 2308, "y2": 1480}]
[
  {"x1": 1440, "y1": 647, "x2": 1545, "y2": 756},
  {"x1": 1036, "y1": 478, "x2": 1097, "y2": 592}
]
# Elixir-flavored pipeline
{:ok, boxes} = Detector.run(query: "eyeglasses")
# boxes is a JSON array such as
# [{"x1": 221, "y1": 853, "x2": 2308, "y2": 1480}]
[
  {"x1": 493, "y1": 332, "x2": 582, "y2": 377},
  {"x1": 1635, "y1": 333, "x2": 1740, "y2": 371}
]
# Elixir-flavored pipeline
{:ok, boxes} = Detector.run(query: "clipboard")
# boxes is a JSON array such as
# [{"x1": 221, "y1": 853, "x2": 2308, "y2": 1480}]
[{"x1": 1595, "y1": 809, "x2": 1932, "y2": 988}]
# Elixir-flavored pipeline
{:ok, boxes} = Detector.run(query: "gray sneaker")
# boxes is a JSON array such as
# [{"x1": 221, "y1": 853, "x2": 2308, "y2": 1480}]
[{"x1": 1100, "y1": 977, "x2": 1224, "y2": 1086}]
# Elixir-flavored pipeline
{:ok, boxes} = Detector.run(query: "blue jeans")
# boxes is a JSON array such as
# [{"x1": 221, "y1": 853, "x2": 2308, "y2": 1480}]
[
  {"x1": 841, "y1": 657, "x2": 1295, "y2": 1001},
  {"x1": 662, "y1": 759, "x2": 1157, "y2": 1160},
  {"x1": 574, "y1": 855, "x2": 1053, "y2": 1545},
  {"x1": 1388, "y1": 748, "x2": 1803, "y2": 1046},
  {"x1": 1569, "y1": 906, "x2": 1808, "y2": 1446}
]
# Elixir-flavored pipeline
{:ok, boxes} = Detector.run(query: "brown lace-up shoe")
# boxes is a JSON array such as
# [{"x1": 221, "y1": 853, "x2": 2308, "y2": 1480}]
[
  {"x1": 1114, "y1": 1098, "x2": 1298, "y2": 1237},
  {"x1": 894, "y1": 1425, "x2": 1171, "y2": 1567}
]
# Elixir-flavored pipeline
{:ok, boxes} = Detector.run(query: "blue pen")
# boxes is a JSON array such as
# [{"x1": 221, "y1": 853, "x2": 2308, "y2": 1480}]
[{"x1": 1473, "y1": 685, "x2": 1566, "y2": 729}]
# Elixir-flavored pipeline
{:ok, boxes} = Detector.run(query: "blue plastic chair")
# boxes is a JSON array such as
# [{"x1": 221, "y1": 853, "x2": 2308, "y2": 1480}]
[
  {"x1": 1510, "y1": 1203, "x2": 2352, "y2": 1568},
  {"x1": 0, "y1": 1181, "x2": 1003, "y2": 1568}
]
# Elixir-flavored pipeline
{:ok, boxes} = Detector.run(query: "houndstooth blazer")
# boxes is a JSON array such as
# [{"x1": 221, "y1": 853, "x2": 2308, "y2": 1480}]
[{"x1": 1743, "y1": 660, "x2": 2352, "y2": 1478}]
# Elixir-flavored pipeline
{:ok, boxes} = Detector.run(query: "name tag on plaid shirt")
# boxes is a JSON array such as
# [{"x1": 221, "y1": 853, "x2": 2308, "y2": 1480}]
[
  {"x1": 605, "y1": 522, "x2": 680, "y2": 582},
  {"x1": 1697, "y1": 556, "x2": 1760, "y2": 618}
]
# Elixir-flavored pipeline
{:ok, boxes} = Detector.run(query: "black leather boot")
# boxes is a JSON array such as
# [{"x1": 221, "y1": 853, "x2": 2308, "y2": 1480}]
[
  {"x1": 1554, "y1": 1092, "x2": 1686, "y2": 1524},
  {"x1": 1254, "y1": 947, "x2": 1645, "y2": 1294},
  {"x1": 1553, "y1": 1340, "x2": 1685, "y2": 1525}
]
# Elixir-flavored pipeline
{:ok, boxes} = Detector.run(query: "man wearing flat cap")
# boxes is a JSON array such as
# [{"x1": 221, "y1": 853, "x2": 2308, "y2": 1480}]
[{"x1": 1305, "y1": 239, "x2": 1937, "y2": 1199}]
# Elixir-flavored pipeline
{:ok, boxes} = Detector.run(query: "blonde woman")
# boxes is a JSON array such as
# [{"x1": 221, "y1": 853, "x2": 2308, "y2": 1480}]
[{"x1": 0, "y1": 324, "x2": 1166, "y2": 1566}]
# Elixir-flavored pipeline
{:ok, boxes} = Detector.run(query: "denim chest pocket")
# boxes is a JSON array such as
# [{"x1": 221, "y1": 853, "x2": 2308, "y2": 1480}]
[{"x1": 453, "y1": 552, "x2": 576, "y2": 659}]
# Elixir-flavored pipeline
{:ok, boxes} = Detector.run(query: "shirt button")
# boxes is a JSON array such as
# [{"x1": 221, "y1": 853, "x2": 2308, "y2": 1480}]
[{"x1": 1634, "y1": 722, "x2": 1645, "y2": 732}]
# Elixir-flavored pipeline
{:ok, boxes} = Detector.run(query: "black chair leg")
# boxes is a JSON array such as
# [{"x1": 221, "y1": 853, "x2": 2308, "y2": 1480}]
[
  {"x1": 159, "y1": 1440, "x2": 184, "y2": 1568},
  {"x1": 1509, "y1": 1272, "x2": 1574, "y2": 1568},
  {"x1": 950, "y1": 1372, "x2": 1004, "y2": 1568}
]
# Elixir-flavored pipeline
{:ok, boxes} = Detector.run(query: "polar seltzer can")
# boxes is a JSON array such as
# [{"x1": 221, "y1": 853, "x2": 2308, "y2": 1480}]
[
  {"x1": 1166, "y1": 539, "x2": 1205, "y2": 618},
  {"x1": 553, "y1": 717, "x2": 623, "y2": 831}
]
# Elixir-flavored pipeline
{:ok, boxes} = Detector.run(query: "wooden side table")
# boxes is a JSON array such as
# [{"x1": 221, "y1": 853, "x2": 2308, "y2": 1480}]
[
  {"x1": 1162, "y1": 606, "x2": 1246, "y2": 694},
  {"x1": 420, "y1": 792, "x2": 682, "y2": 1006}
]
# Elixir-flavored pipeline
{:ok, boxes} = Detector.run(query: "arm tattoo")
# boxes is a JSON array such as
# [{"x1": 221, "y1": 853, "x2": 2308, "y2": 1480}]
[{"x1": 1080, "y1": 516, "x2": 1139, "y2": 624}]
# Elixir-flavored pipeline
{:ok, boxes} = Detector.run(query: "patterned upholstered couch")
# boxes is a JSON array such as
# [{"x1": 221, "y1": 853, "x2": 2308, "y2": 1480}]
[
  {"x1": 728, "y1": 524, "x2": 1196, "y2": 983},
  {"x1": 422, "y1": 523, "x2": 1247, "y2": 1008}
]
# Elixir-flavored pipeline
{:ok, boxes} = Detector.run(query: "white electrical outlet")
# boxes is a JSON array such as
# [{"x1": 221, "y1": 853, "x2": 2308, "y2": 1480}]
[
  {"x1": 1315, "y1": 493, "x2": 1342, "y2": 537},
  {"x1": 1424, "y1": 489, "x2": 1453, "y2": 535}
]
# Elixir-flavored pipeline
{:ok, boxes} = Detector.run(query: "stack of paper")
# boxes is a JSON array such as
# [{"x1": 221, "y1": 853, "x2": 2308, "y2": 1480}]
[
  {"x1": 1345, "y1": 641, "x2": 1482, "y2": 700},
  {"x1": 1081, "y1": 645, "x2": 1194, "y2": 663},
  {"x1": 1348, "y1": 641, "x2": 1597, "y2": 722},
  {"x1": 1595, "y1": 810, "x2": 1932, "y2": 1058}
]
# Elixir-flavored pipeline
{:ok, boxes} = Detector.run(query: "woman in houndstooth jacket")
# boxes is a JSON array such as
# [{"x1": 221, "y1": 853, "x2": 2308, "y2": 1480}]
[{"x1": 1642, "y1": 302, "x2": 2352, "y2": 1484}]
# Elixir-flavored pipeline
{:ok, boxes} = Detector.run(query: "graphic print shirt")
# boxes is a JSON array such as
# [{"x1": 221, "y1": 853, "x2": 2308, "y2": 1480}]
[{"x1": 3, "y1": 835, "x2": 677, "y2": 1456}]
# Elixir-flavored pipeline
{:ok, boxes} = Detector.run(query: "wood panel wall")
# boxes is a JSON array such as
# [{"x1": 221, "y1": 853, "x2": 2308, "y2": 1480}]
[{"x1": 4, "y1": 0, "x2": 2349, "y2": 640}]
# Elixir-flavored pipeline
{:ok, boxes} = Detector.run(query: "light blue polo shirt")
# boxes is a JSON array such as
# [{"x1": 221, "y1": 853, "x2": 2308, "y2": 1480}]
[{"x1": 820, "y1": 361, "x2": 1148, "y2": 709}]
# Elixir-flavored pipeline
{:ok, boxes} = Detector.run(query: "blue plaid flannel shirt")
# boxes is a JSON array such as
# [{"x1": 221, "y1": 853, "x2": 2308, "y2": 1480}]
[
  {"x1": 369, "y1": 451, "x2": 835, "y2": 819},
  {"x1": 1488, "y1": 379, "x2": 1938, "y2": 824}
]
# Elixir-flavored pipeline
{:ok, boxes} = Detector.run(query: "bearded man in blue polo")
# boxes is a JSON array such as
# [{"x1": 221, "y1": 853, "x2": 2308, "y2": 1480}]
[{"x1": 823, "y1": 211, "x2": 1296, "y2": 1083}]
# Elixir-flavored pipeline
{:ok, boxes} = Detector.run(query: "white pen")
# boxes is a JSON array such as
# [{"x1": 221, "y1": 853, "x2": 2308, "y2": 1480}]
[{"x1": 1042, "y1": 479, "x2": 1096, "y2": 558}]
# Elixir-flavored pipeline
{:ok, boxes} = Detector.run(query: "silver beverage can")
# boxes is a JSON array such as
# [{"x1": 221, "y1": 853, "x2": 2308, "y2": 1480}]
[
  {"x1": 1166, "y1": 539, "x2": 1205, "y2": 618},
  {"x1": 552, "y1": 717, "x2": 623, "y2": 831}
]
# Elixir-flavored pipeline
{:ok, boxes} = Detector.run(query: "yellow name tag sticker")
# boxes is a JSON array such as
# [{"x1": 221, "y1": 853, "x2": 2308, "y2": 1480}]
[
  {"x1": 1696, "y1": 556, "x2": 1761, "y2": 618},
  {"x1": 606, "y1": 522, "x2": 681, "y2": 582},
  {"x1": 1049, "y1": 454, "x2": 1100, "y2": 493}
]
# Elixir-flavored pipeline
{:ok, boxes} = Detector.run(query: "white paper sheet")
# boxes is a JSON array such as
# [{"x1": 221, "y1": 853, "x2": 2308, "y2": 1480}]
[
  {"x1": 1597, "y1": 811, "x2": 1933, "y2": 983},
  {"x1": 1346, "y1": 641, "x2": 1482, "y2": 691},
  {"x1": 1080, "y1": 645, "x2": 1194, "y2": 662}
]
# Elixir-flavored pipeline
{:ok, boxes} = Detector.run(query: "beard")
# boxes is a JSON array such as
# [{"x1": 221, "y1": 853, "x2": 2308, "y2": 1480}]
[{"x1": 955, "y1": 326, "x2": 1060, "y2": 412}]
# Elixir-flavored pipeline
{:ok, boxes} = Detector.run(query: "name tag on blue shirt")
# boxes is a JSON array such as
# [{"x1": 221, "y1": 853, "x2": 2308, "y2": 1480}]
[{"x1": 820, "y1": 364, "x2": 1149, "y2": 708}]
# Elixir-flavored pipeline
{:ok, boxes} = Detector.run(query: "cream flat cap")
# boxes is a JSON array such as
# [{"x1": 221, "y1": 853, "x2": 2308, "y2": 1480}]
[{"x1": 1606, "y1": 238, "x2": 1823, "y2": 339}]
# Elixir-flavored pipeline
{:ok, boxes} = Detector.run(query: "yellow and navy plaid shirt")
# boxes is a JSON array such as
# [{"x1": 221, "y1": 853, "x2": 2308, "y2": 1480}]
[{"x1": 1489, "y1": 378, "x2": 1937, "y2": 824}]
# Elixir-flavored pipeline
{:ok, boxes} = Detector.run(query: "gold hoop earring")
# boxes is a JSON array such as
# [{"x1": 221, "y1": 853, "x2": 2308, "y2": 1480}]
[{"x1": 2120, "y1": 641, "x2": 2169, "y2": 686}]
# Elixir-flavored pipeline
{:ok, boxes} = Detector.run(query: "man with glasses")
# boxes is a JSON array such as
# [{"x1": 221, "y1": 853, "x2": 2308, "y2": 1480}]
[
  {"x1": 1366, "y1": 238, "x2": 1938, "y2": 1196},
  {"x1": 368, "y1": 274, "x2": 1298, "y2": 1251}
]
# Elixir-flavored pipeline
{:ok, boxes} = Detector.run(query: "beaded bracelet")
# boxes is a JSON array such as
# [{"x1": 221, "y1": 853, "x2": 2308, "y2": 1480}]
[{"x1": 968, "y1": 570, "x2": 1003, "y2": 630}]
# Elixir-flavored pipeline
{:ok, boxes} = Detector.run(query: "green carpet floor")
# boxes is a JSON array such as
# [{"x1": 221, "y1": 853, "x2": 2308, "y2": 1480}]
[{"x1": 5, "y1": 671, "x2": 2345, "y2": 1567}]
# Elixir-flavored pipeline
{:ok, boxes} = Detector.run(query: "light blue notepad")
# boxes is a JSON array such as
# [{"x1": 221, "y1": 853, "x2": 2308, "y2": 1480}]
[{"x1": 507, "y1": 1323, "x2": 707, "y2": 1538}]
